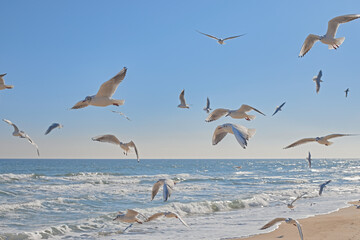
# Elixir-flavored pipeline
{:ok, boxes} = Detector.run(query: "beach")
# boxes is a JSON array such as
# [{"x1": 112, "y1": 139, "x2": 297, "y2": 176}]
[{"x1": 234, "y1": 201, "x2": 360, "y2": 240}]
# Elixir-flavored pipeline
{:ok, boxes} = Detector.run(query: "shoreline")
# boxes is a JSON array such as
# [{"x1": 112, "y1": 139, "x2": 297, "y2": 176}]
[{"x1": 232, "y1": 201, "x2": 360, "y2": 240}]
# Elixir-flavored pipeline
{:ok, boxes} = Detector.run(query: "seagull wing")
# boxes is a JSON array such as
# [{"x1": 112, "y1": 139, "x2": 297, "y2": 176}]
[
  {"x1": 197, "y1": 31, "x2": 219, "y2": 40},
  {"x1": 146, "y1": 212, "x2": 165, "y2": 222},
  {"x1": 223, "y1": 34, "x2": 246, "y2": 41},
  {"x1": 3, "y1": 119, "x2": 20, "y2": 133},
  {"x1": 326, "y1": 14, "x2": 360, "y2": 38},
  {"x1": 316, "y1": 80, "x2": 320, "y2": 93},
  {"x1": 319, "y1": 180, "x2": 331, "y2": 195},
  {"x1": 24, "y1": 134, "x2": 40, "y2": 156},
  {"x1": 71, "y1": 99, "x2": 90, "y2": 109},
  {"x1": 299, "y1": 34, "x2": 321, "y2": 57},
  {"x1": 323, "y1": 133, "x2": 355, "y2": 140},
  {"x1": 293, "y1": 219, "x2": 304, "y2": 240},
  {"x1": 96, "y1": 67, "x2": 127, "y2": 98},
  {"x1": 260, "y1": 218, "x2": 287, "y2": 230},
  {"x1": 231, "y1": 125, "x2": 248, "y2": 149},
  {"x1": 0, "y1": 74, "x2": 5, "y2": 85},
  {"x1": 238, "y1": 104, "x2": 266, "y2": 116},
  {"x1": 151, "y1": 179, "x2": 164, "y2": 200},
  {"x1": 125, "y1": 209, "x2": 141, "y2": 218},
  {"x1": 126, "y1": 141, "x2": 139, "y2": 163},
  {"x1": 212, "y1": 125, "x2": 228, "y2": 145},
  {"x1": 206, "y1": 97, "x2": 210, "y2": 109},
  {"x1": 317, "y1": 70, "x2": 322, "y2": 79},
  {"x1": 206, "y1": 108, "x2": 230, "y2": 122},
  {"x1": 45, "y1": 123, "x2": 59, "y2": 135},
  {"x1": 169, "y1": 212, "x2": 190, "y2": 227},
  {"x1": 179, "y1": 89, "x2": 187, "y2": 105},
  {"x1": 163, "y1": 179, "x2": 174, "y2": 201},
  {"x1": 92, "y1": 134, "x2": 121, "y2": 145},
  {"x1": 284, "y1": 138, "x2": 317, "y2": 149},
  {"x1": 291, "y1": 193, "x2": 306, "y2": 205}
]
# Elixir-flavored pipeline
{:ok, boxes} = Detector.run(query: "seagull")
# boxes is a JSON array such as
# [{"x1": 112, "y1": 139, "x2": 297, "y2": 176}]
[
  {"x1": 272, "y1": 102, "x2": 286, "y2": 116},
  {"x1": 212, "y1": 123, "x2": 256, "y2": 148},
  {"x1": 113, "y1": 209, "x2": 148, "y2": 232},
  {"x1": 178, "y1": 89, "x2": 189, "y2": 108},
  {"x1": 313, "y1": 70, "x2": 323, "y2": 94},
  {"x1": 0, "y1": 73, "x2": 14, "y2": 90},
  {"x1": 284, "y1": 134, "x2": 356, "y2": 149},
  {"x1": 71, "y1": 67, "x2": 127, "y2": 109},
  {"x1": 299, "y1": 14, "x2": 360, "y2": 57},
  {"x1": 197, "y1": 30, "x2": 245, "y2": 45},
  {"x1": 306, "y1": 151, "x2": 312, "y2": 168},
  {"x1": 45, "y1": 123, "x2": 63, "y2": 135},
  {"x1": 206, "y1": 104, "x2": 265, "y2": 122},
  {"x1": 111, "y1": 110, "x2": 131, "y2": 121},
  {"x1": 260, "y1": 218, "x2": 303, "y2": 240},
  {"x1": 145, "y1": 212, "x2": 189, "y2": 228},
  {"x1": 92, "y1": 134, "x2": 139, "y2": 162},
  {"x1": 345, "y1": 88, "x2": 350, "y2": 98},
  {"x1": 319, "y1": 180, "x2": 331, "y2": 196},
  {"x1": 151, "y1": 179, "x2": 175, "y2": 202},
  {"x1": 287, "y1": 193, "x2": 307, "y2": 209},
  {"x1": 3, "y1": 119, "x2": 40, "y2": 156},
  {"x1": 203, "y1": 97, "x2": 211, "y2": 113}
]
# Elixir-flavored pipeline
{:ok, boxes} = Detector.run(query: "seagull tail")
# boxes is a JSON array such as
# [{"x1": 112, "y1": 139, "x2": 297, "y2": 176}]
[
  {"x1": 247, "y1": 129, "x2": 256, "y2": 139},
  {"x1": 328, "y1": 37, "x2": 345, "y2": 49},
  {"x1": 112, "y1": 99, "x2": 125, "y2": 106},
  {"x1": 5, "y1": 85, "x2": 14, "y2": 89},
  {"x1": 247, "y1": 115, "x2": 256, "y2": 121}
]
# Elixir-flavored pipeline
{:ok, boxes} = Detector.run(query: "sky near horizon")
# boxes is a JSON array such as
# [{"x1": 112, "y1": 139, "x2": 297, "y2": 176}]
[{"x1": 1, "y1": 0, "x2": 360, "y2": 159}]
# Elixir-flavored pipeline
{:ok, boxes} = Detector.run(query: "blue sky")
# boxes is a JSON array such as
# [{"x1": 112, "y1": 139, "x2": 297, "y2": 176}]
[{"x1": 1, "y1": 0, "x2": 360, "y2": 159}]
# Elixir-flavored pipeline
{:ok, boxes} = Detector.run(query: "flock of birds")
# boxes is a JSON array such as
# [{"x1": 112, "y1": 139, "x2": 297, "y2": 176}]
[{"x1": 1, "y1": 13, "x2": 360, "y2": 239}]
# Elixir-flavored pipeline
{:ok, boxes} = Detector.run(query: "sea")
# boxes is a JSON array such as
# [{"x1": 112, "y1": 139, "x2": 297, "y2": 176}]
[{"x1": 0, "y1": 158, "x2": 359, "y2": 240}]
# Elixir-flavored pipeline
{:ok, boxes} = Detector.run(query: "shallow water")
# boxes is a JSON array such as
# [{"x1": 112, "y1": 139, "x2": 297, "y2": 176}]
[{"x1": 0, "y1": 158, "x2": 359, "y2": 239}]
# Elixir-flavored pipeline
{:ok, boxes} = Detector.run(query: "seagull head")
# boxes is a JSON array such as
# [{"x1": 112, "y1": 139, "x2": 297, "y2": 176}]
[
  {"x1": 315, "y1": 137, "x2": 321, "y2": 141},
  {"x1": 83, "y1": 96, "x2": 93, "y2": 103}
]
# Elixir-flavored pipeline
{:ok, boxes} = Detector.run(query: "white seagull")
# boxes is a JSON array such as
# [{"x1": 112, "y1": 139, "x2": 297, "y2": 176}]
[
  {"x1": 313, "y1": 70, "x2": 323, "y2": 94},
  {"x1": 272, "y1": 102, "x2": 286, "y2": 116},
  {"x1": 111, "y1": 110, "x2": 131, "y2": 121},
  {"x1": 284, "y1": 134, "x2": 356, "y2": 149},
  {"x1": 345, "y1": 88, "x2": 350, "y2": 98},
  {"x1": 0, "y1": 74, "x2": 14, "y2": 90},
  {"x1": 113, "y1": 209, "x2": 148, "y2": 231},
  {"x1": 71, "y1": 67, "x2": 127, "y2": 109},
  {"x1": 197, "y1": 30, "x2": 245, "y2": 45},
  {"x1": 306, "y1": 151, "x2": 312, "y2": 168},
  {"x1": 178, "y1": 89, "x2": 189, "y2": 108},
  {"x1": 287, "y1": 193, "x2": 307, "y2": 209},
  {"x1": 151, "y1": 179, "x2": 176, "y2": 202},
  {"x1": 3, "y1": 119, "x2": 40, "y2": 156},
  {"x1": 92, "y1": 134, "x2": 139, "y2": 162},
  {"x1": 212, "y1": 123, "x2": 256, "y2": 148},
  {"x1": 260, "y1": 218, "x2": 303, "y2": 240},
  {"x1": 299, "y1": 14, "x2": 360, "y2": 57},
  {"x1": 319, "y1": 180, "x2": 331, "y2": 196},
  {"x1": 45, "y1": 123, "x2": 63, "y2": 135},
  {"x1": 145, "y1": 212, "x2": 189, "y2": 228},
  {"x1": 206, "y1": 104, "x2": 265, "y2": 122},
  {"x1": 203, "y1": 97, "x2": 211, "y2": 113}
]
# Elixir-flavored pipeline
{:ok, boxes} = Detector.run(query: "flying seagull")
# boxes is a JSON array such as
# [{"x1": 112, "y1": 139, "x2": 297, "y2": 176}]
[
  {"x1": 284, "y1": 134, "x2": 356, "y2": 149},
  {"x1": 45, "y1": 123, "x2": 63, "y2": 135},
  {"x1": 206, "y1": 104, "x2": 265, "y2": 122},
  {"x1": 0, "y1": 73, "x2": 14, "y2": 90},
  {"x1": 299, "y1": 14, "x2": 360, "y2": 57},
  {"x1": 319, "y1": 180, "x2": 331, "y2": 196},
  {"x1": 203, "y1": 97, "x2": 211, "y2": 113},
  {"x1": 71, "y1": 67, "x2": 127, "y2": 109},
  {"x1": 111, "y1": 110, "x2": 131, "y2": 121},
  {"x1": 260, "y1": 218, "x2": 303, "y2": 240},
  {"x1": 3, "y1": 119, "x2": 40, "y2": 156},
  {"x1": 197, "y1": 30, "x2": 245, "y2": 45},
  {"x1": 287, "y1": 193, "x2": 307, "y2": 209},
  {"x1": 113, "y1": 209, "x2": 148, "y2": 232},
  {"x1": 145, "y1": 212, "x2": 189, "y2": 228},
  {"x1": 92, "y1": 134, "x2": 139, "y2": 162},
  {"x1": 313, "y1": 70, "x2": 323, "y2": 94},
  {"x1": 151, "y1": 179, "x2": 175, "y2": 202},
  {"x1": 272, "y1": 102, "x2": 286, "y2": 116},
  {"x1": 178, "y1": 89, "x2": 189, "y2": 108},
  {"x1": 306, "y1": 151, "x2": 312, "y2": 168},
  {"x1": 345, "y1": 88, "x2": 350, "y2": 98},
  {"x1": 212, "y1": 123, "x2": 256, "y2": 148}
]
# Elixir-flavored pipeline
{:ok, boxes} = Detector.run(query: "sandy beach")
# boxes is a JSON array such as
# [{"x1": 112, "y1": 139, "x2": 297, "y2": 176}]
[{"x1": 234, "y1": 201, "x2": 360, "y2": 240}]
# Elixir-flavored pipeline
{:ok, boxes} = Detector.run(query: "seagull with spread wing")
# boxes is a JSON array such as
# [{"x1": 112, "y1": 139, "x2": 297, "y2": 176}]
[
  {"x1": 113, "y1": 209, "x2": 148, "y2": 232},
  {"x1": 272, "y1": 102, "x2": 286, "y2": 116},
  {"x1": 345, "y1": 88, "x2": 350, "y2": 98},
  {"x1": 151, "y1": 179, "x2": 176, "y2": 202},
  {"x1": 92, "y1": 134, "x2": 139, "y2": 162},
  {"x1": 299, "y1": 14, "x2": 360, "y2": 57},
  {"x1": 111, "y1": 110, "x2": 131, "y2": 121},
  {"x1": 212, "y1": 123, "x2": 256, "y2": 149},
  {"x1": 0, "y1": 73, "x2": 14, "y2": 90},
  {"x1": 71, "y1": 67, "x2": 127, "y2": 109},
  {"x1": 45, "y1": 123, "x2": 63, "y2": 135},
  {"x1": 197, "y1": 30, "x2": 245, "y2": 45},
  {"x1": 178, "y1": 89, "x2": 189, "y2": 108},
  {"x1": 145, "y1": 212, "x2": 189, "y2": 228},
  {"x1": 203, "y1": 97, "x2": 211, "y2": 113},
  {"x1": 3, "y1": 119, "x2": 40, "y2": 156},
  {"x1": 319, "y1": 180, "x2": 331, "y2": 196},
  {"x1": 206, "y1": 104, "x2": 265, "y2": 122},
  {"x1": 260, "y1": 218, "x2": 303, "y2": 240},
  {"x1": 313, "y1": 70, "x2": 323, "y2": 94},
  {"x1": 284, "y1": 134, "x2": 356, "y2": 149}
]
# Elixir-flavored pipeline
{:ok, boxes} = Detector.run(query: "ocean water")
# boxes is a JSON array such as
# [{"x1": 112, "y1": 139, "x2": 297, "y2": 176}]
[{"x1": 0, "y1": 158, "x2": 359, "y2": 240}]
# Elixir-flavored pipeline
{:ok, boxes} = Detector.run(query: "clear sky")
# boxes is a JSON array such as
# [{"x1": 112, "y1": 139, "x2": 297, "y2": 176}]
[{"x1": 1, "y1": 0, "x2": 360, "y2": 159}]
